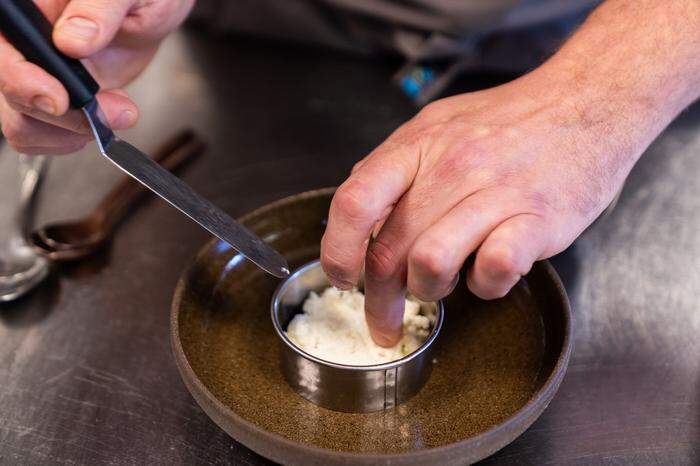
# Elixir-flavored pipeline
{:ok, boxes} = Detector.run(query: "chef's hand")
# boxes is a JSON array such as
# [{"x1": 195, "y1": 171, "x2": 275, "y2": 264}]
[
  {"x1": 0, "y1": 0, "x2": 194, "y2": 154},
  {"x1": 320, "y1": 0, "x2": 700, "y2": 347},
  {"x1": 323, "y1": 76, "x2": 627, "y2": 346}
]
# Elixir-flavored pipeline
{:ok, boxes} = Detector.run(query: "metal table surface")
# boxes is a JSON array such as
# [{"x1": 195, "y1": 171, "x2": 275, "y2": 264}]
[{"x1": 0, "y1": 29, "x2": 698, "y2": 466}]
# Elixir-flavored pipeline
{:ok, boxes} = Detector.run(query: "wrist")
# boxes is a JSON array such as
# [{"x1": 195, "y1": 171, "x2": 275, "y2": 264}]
[
  {"x1": 529, "y1": 0, "x2": 700, "y2": 161},
  {"x1": 511, "y1": 62, "x2": 648, "y2": 175}
]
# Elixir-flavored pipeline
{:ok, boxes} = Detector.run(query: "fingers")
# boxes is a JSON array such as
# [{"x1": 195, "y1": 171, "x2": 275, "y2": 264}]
[
  {"x1": 0, "y1": 89, "x2": 138, "y2": 155},
  {"x1": 368, "y1": 208, "x2": 548, "y2": 346},
  {"x1": 362, "y1": 188, "x2": 454, "y2": 347},
  {"x1": 24, "y1": 88, "x2": 136, "y2": 131},
  {"x1": 364, "y1": 236, "x2": 409, "y2": 347},
  {"x1": 406, "y1": 192, "x2": 509, "y2": 302},
  {"x1": 467, "y1": 214, "x2": 549, "y2": 299},
  {"x1": 0, "y1": 38, "x2": 71, "y2": 117},
  {"x1": 1, "y1": 100, "x2": 90, "y2": 155},
  {"x1": 0, "y1": 0, "x2": 139, "y2": 145},
  {"x1": 120, "y1": 0, "x2": 197, "y2": 42},
  {"x1": 320, "y1": 140, "x2": 419, "y2": 289},
  {"x1": 53, "y1": 0, "x2": 137, "y2": 58},
  {"x1": 5, "y1": 88, "x2": 137, "y2": 135},
  {"x1": 0, "y1": 0, "x2": 144, "y2": 157},
  {"x1": 351, "y1": 155, "x2": 369, "y2": 174}
]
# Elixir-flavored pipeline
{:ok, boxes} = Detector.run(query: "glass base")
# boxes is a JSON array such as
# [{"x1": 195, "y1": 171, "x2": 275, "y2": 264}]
[{"x1": 0, "y1": 239, "x2": 49, "y2": 302}]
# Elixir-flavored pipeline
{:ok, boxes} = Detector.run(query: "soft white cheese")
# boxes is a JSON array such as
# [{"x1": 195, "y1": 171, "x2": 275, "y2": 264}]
[{"x1": 285, "y1": 287, "x2": 434, "y2": 366}]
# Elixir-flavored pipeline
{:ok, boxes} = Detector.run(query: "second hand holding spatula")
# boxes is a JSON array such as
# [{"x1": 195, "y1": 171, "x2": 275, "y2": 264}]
[{"x1": 0, "y1": 0, "x2": 290, "y2": 278}]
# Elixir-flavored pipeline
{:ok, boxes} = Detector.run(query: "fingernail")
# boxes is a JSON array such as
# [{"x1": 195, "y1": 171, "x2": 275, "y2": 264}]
[
  {"x1": 114, "y1": 110, "x2": 135, "y2": 128},
  {"x1": 372, "y1": 329, "x2": 400, "y2": 348},
  {"x1": 60, "y1": 16, "x2": 99, "y2": 41},
  {"x1": 32, "y1": 96, "x2": 56, "y2": 115},
  {"x1": 329, "y1": 277, "x2": 354, "y2": 291}
]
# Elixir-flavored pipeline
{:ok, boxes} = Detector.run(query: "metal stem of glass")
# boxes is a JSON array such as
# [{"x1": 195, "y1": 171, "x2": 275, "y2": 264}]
[{"x1": 0, "y1": 153, "x2": 49, "y2": 302}]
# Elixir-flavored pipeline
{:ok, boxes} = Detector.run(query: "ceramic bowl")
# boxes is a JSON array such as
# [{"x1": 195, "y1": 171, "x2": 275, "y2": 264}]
[{"x1": 171, "y1": 187, "x2": 572, "y2": 465}]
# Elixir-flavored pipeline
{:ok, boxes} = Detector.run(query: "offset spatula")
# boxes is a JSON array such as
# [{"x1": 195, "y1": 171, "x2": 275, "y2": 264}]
[{"x1": 0, "y1": 0, "x2": 290, "y2": 278}]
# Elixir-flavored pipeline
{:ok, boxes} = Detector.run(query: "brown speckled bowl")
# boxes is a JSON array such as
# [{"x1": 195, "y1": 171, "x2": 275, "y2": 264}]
[{"x1": 171, "y1": 188, "x2": 572, "y2": 465}]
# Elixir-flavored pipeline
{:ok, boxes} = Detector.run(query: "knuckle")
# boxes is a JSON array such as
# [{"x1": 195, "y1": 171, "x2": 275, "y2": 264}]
[
  {"x1": 0, "y1": 79, "x2": 20, "y2": 102},
  {"x1": 351, "y1": 158, "x2": 366, "y2": 174},
  {"x1": 416, "y1": 101, "x2": 443, "y2": 122},
  {"x1": 409, "y1": 239, "x2": 452, "y2": 282},
  {"x1": 126, "y1": 0, "x2": 190, "y2": 36},
  {"x1": 365, "y1": 239, "x2": 399, "y2": 282},
  {"x1": 2, "y1": 113, "x2": 25, "y2": 144},
  {"x1": 333, "y1": 182, "x2": 372, "y2": 223},
  {"x1": 0, "y1": 66, "x2": 23, "y2": 99},
  {"x1": 320, "y1": 241, "x2": 353, "y2": 282},
  {"x1": 478, "y1": 244, "x2": 522, "y2": 281}
]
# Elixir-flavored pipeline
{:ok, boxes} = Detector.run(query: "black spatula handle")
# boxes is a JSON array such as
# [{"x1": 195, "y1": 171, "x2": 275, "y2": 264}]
[{"x1": 0, "y1": 0, "x2": 99, "y2": 108}]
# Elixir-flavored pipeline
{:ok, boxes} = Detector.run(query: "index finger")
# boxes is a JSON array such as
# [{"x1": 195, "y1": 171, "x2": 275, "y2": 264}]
[
  {"x1": 0, "y1": 35, "x2": 71, "y2": 116},
  {"x1": 320, "y1": 139, "x2": 419, "y2": 289}
]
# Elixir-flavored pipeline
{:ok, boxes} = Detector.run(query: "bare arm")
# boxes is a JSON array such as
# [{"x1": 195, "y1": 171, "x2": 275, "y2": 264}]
[
  {"x1": 539, "y1": 0, "x2": 700, "y2": 188},
  {"x1": 321, "y1": 0, "x2": 700, "y2": 346}
]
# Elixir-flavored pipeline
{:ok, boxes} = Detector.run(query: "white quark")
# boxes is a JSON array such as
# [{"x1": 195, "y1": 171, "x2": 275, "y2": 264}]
[{"x1": 285, "y1": 287, "x2": 435, "y2": 366}]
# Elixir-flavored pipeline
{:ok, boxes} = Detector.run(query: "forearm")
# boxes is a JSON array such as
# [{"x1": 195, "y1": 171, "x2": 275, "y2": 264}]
[{"x1": 527, "y1": 0, "x2": 700, "y2": 169}]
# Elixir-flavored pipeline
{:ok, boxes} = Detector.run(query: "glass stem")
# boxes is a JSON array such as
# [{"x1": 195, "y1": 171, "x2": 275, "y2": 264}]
[
  {"x1": 0, "y1": 153, "x2": 49, "y2": 301},
  {"x1": 16, "y1": 154, "x2": 47, "y2": 241}
]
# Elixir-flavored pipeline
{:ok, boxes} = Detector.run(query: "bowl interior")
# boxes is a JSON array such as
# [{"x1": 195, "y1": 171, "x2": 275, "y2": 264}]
[{"x1": 173, "y1": 188, "x2": 570, "y2": 458}]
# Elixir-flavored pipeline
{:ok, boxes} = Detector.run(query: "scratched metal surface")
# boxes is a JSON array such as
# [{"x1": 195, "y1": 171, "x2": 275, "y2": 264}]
[{"x1": 0, "y1": 29, "x2": 698, "y2": 466}]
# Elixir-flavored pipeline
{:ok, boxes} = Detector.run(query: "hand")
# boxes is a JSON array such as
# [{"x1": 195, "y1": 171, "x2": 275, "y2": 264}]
[
  {"x1": 321, "y1": 0, "x2": 700, "y2": 347},
  {"x1": 320, "y1": 70, "x2": 639, "y2": 346},
  {"x1": 0, "y1": 0, "x2": 194, "y2": 155}
]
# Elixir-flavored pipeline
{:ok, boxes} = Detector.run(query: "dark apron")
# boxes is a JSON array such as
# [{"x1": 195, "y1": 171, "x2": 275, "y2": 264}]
[{"x1": 189, "y1": 0, "x2": 599, "y2": 104}]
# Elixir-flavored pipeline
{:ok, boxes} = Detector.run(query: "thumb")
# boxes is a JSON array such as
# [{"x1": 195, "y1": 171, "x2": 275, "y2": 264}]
[{"x1": 53, "y1": 0, "x2": 136, "y2": 58}]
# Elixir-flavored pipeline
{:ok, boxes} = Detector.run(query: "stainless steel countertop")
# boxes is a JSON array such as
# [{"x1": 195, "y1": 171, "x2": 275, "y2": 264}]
[{"x1": 0, "y1": 29, "x2": 698, "y2": 465}]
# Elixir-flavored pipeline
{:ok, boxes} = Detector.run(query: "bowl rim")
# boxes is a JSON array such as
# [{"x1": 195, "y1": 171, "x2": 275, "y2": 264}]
[
  {"x1": 270, "y1": 258, "x2": 445, "y2": 371},
  {"x1": 170, "y1": 187, "x2": 573, "y2": 463}
]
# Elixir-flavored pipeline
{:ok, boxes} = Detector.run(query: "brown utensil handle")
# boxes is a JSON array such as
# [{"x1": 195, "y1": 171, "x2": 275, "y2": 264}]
[{"x1": 93, "y1": 129, "x2": 206, "y2": 231}]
